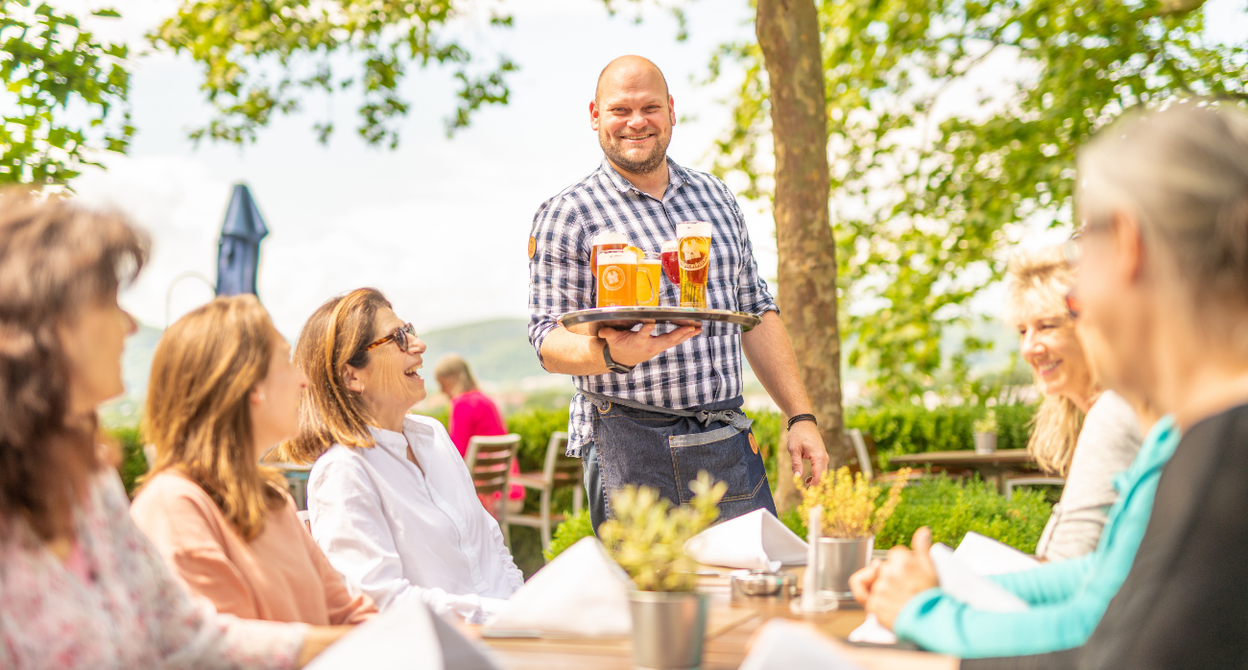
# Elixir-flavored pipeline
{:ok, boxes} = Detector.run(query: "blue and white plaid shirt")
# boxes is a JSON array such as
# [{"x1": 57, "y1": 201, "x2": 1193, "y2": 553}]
[{"x1": 527, "y1": 157, "x2": 778, "y2": 457}]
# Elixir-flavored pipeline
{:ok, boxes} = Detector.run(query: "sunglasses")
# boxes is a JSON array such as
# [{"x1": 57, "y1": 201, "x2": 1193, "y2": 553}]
[
  {"x1": 1065, "y1": 290, "x2": 1082, "y2": 320},
  {"x1": 366, "y1": 323, "x2": 418, "y2": 352}
]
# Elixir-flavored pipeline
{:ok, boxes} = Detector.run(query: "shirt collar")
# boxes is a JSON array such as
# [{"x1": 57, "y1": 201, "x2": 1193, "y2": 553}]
[
  {"x1": 366, "y1": 416, "x2": 433, "y2": 456},
  {"x1": 598, "y1": 155, "x2": 686, "y2": 197}
]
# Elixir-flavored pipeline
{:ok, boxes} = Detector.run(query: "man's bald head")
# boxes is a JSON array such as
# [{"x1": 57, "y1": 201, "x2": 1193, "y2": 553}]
[{"x1": 595, "y1": 55, "x2": 669, "y2": 103}]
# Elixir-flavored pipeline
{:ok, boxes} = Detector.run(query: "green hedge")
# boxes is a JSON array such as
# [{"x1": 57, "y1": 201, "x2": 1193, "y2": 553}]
[
  {"x1": 847, "y1": 403, "x2": 1037, "y2": 469},
  {"x1": 107, "y1": 424, "x2": 147, "y2": 498},
  {"x1": 780, "y1": 475, "x2": 1051, "y2": 554}
]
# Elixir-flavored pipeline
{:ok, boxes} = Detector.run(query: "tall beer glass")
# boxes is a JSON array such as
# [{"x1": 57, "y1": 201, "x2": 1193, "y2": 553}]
[
  {"x1": 596, "y1": 249, "x2": 637, "y2": 308},
  {"x1": 636, "y1": 252, "x2": 662, "y2": 307},
  {"x1": 677, "y1": 222, "x2": 711, "y2": 309},
  {"x1": 590, "y1": 231, "x2": 628, "y2": 277}
]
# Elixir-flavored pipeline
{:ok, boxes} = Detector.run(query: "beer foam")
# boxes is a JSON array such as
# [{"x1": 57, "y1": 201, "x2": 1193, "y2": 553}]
[
  {"x1": 661, "y1": 239, "x2": 679, "y2": 253},
  {"x1": 676, "y1": 221, "x2": 712, "y2": 238},
  {"x1": 592, "y1": 230, "x2": 628, "y2": 246}
]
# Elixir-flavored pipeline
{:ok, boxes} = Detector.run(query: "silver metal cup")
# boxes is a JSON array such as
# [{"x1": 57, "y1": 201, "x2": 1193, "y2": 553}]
[
  {"x1": 817, "y1": 536, "x2": 874, "y2": 599},
  {"x1": 628, "y1": 591, "x2": 710, "y2": 670},
  {"x1": 974, "y1": 432, "x2": 998, "y2": 454}
]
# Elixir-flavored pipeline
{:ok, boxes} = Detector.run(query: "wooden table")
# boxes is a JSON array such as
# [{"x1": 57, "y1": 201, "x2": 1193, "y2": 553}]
[
  {"x1": 479, "y1": 577, "x2": 868, "y2": 669},
  {"x1": 889, "y1": 449, "x2": 1038, "y2": 493}
]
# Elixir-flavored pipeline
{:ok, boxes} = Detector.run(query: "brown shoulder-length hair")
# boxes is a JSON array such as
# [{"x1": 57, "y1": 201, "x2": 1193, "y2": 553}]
[
  {"x1": 0, "y1": 189, "x2": 148, "y2": 542},
  {"x1": 1005, "y1": 246, "x2": 1090, "y2": 476},
  {"x1": 276, "y1": 288, "x2": 392, "y2": 464},
  {"x1": 141, "y1": 295, "x2": 287, "y2": 541}
]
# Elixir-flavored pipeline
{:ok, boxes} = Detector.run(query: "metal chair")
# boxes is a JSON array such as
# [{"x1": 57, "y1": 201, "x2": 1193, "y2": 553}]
[
  {"x1": 1005, "y1": 475, "x2": 1066, "y2": 501},
  {"x1": 465, "y1": 433, "x2": 523, "y2": 548},
  {"x1": 847, "y1": 429, "x2": 875, "y2": 480},
  {"x1": 508, "y1": 432, "x2": 583, "y2": 551}
]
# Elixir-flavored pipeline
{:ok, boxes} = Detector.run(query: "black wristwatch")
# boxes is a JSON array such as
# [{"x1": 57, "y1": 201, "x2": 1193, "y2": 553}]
[{"x1": 602, "y1": 341, "x2": 634, "y2": 374}]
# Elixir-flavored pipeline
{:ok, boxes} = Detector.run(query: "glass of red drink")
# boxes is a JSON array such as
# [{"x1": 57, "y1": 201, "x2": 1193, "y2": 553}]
[{"x1": 660, "y1": 239, "x2": 680, "y2": 284}]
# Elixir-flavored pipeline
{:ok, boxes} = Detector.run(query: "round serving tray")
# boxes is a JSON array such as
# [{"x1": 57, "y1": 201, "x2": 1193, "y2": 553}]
[{"x1": 559, "y1": 306, "x2": 761, "y2": 335}]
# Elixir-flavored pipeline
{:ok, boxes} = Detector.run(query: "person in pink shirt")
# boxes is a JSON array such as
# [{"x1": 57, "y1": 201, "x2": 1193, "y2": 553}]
[
  {"x1": 434, "y1": 354, "x2": 524, "y2": 515},
  {"x1": 130, "y1": 295, "x2": 378, "y2": 628}
]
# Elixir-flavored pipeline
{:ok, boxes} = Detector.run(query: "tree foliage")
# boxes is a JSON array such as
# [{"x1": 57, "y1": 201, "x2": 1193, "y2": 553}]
[
  {"x1": 152, "y1": 0, "x2": 519, "y2": 148},
  {"x1": 0, "y1": 1, "x2": 131, "y2": 186},
  {"x1": 711, "y1": 0, "x2": 1248, "y2": 401}
]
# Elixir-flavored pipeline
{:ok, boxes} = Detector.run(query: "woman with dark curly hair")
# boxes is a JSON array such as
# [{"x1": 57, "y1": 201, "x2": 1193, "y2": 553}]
[{"x1": 0, "y1": 191, "x2": 347, "y2": 669}]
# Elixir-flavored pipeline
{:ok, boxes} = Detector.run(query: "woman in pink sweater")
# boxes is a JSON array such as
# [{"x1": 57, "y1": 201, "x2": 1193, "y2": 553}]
[
  {"x1": 434, "y1": 354, "x2": 524, "y2": 515},
  {"x1": 131, "y1": 296, "x2": 377, "y2": 627}
]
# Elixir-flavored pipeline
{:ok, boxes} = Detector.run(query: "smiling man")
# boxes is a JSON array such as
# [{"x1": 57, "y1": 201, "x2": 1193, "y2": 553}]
[{"x1": 527, "y1": 55, "x2": 828, "y2": 530}]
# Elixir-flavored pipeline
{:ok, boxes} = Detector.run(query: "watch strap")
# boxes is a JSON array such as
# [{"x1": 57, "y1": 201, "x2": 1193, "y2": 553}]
[{"x1": 602, "y1": 341, "x2": 634, "y2": 374}]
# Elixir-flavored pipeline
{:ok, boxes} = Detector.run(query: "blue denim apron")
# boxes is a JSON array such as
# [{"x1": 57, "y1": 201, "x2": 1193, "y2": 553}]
[{"x1": 582, "y1": 391, "x2": 777, "y2": 531}]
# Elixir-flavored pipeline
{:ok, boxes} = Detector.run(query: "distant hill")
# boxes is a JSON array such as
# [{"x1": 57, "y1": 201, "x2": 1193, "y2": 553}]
[{"x1": 419, "y1": 318, "x2": 548, "y2": 383}]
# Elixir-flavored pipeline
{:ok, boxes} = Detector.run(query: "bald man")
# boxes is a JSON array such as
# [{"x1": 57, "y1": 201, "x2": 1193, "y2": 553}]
[{"x1": 527, "y1": 56, "x2": 828, "y2": 530}]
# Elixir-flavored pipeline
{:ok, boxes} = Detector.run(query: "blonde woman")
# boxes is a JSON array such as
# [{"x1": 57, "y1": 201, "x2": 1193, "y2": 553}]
[
  {"x1": 1005, "y1": 247, "x2": 1145, "y2": 561},
  {"x1": 130, "y1": 296, "x2": 377, "y2": 627},
  {"x1": 279, "y1": 289, "x2": 522, "y2": 622}
]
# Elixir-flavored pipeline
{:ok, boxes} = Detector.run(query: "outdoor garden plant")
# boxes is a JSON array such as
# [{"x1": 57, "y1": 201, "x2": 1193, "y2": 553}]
[
  {"x1": 597, "y1": 473, "x2": 725, "y2": 592},
  {"x1": 795, "y1": 466, "x2": 910, "y2": 538}
]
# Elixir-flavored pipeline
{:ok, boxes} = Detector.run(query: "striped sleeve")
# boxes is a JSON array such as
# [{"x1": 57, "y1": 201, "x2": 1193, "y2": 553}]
[{"x1": 527, "y1": 196, "x2": 592, "y2": 369}]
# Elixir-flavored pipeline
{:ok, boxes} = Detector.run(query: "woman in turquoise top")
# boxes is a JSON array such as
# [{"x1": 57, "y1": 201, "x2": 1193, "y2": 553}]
[{"x1": 870, "y1": 415, "x2": 1180, "y2": 658}]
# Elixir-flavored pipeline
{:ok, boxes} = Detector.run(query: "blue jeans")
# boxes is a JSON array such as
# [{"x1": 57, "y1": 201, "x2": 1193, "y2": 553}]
[{"x1": 581, "y1": 394, "x2": 776, "y2": 532}]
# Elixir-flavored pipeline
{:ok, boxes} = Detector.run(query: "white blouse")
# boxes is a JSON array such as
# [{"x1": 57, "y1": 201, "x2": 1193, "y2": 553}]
[{"x1": 306, "y1": 415, "x2": 523, "y2": 621}]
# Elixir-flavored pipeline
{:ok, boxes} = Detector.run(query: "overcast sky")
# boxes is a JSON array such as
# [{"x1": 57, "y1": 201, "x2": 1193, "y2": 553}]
[{"x1": 66, "y1": 0, "x2": 1248, "y2": 340}]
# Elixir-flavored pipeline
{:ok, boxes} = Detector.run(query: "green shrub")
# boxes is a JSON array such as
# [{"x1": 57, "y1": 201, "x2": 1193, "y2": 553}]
[
  {"x1": 106, "y1": 424, "x2": 147, "y2": 498},
  {"x1": 505, "y1": 406, "x2": 571, "y2": 473},
  {"x1": 749, "y1": 409, "x2": 783, "y2": 489},
  {"x1": 875, "y1": 476, "x2": 1051, "y2": 554},
  {"x1": 847, "y1": 403, "x2": 1037, "y2": 469},
  {"x1": 543, "y1": 508, "x2": 595, "y2": 562},
  {"x1": 778, "y1": 476, "x2": 1050, "y2": 554}
]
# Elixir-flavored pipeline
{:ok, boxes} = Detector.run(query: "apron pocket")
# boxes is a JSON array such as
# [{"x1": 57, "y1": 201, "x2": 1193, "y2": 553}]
[{"x1": 669, "y1": 426, "x2": 765, "y2": 505}]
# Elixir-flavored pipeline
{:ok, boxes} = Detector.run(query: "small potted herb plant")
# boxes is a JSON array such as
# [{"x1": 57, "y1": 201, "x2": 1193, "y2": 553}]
[
  {"x1": 974, "y1": 409, "x2": 999, "y2": 454},
  {"x1": 599, "y1": 472, "x2": 725, "y2": 670},
  {"x1": 796, "y1": 467, "x2": 909, "y2": 598}
]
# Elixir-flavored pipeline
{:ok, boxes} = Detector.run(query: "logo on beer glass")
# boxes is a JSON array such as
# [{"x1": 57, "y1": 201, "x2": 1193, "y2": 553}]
[{"x1": 601, "y1": 266, "x2": 626, "y2": 291}]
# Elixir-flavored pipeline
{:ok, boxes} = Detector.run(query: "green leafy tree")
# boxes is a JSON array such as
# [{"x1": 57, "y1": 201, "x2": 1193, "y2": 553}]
[
  {"x1": 151, "y1": 0, "x2": 519, "y2": 148},
  {"x1": 711, "y1": 0, "x2": 1248, "y2": 401},
  {"x1": 0, "y1": 1, "x2": 131, "y2": 186}
]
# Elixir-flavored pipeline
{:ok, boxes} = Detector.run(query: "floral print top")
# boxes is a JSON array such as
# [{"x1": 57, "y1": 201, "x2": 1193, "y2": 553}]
[{"x1": 0, "y1": 471, "x2": 308, "y2": 669}]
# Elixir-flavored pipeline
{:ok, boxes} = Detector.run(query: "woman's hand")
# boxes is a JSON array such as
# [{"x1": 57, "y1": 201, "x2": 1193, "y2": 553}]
[
  {"x1": 850, "y1": 559, "x2": 883, "y2": 605},
  {"x1": 866, "y1": 527, "x2": 939, "y2": 629}
]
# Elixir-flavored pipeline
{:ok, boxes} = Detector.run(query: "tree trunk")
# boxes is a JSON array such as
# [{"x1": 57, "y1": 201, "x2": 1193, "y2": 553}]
[{"x1": 757, "y1": 0, "x2": 846, "y2": 512}]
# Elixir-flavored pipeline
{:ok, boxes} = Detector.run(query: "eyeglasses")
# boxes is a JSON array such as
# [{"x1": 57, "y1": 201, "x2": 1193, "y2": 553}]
[
  {"x1": 365, "y1": 323, "x2": 417, "y2": 352},
  {"x1": 1065, "y1": 290, "x2": 1082, "y2": 320}
]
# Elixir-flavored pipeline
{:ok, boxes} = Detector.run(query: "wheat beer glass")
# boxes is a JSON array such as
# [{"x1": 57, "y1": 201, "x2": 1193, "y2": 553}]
[
  {"x1": 596, "y1": 249, "x2": 638, "y2": 308},
  {"x1": 636, "y1": 252, "x2": 662, "y2": 306},
  {"x1": 676, "y1": 222, "x2": 711, "y2": 309},
  {"x1": 590, "y1": 231, "x2": 628, "y2": 277}
]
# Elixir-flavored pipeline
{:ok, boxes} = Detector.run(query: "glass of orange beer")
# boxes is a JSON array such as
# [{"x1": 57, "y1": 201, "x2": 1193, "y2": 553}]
[
  {"x1": 596, "y1": 249, "x2": 638, "y2": 308},
  {"x1": 636, "y1": 252, "x2": 662, "y2": 306},
  {"x1": 676, "y1": 222, "x2": 711, "y2": 309},
  {"x1": 590, "y1": 231, "x2": 628, "y2": 277}
]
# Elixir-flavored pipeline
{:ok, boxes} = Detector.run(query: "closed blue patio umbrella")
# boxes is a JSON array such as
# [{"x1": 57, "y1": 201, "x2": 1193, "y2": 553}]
[{"x1": 216, "y1": 183, "x2": 269, "y2": 297}]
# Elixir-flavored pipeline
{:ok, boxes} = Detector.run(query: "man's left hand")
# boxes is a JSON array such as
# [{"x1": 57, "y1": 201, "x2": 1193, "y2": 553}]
[{"x1": 787, "y1": 420, "x2": 828, "y2": 483}]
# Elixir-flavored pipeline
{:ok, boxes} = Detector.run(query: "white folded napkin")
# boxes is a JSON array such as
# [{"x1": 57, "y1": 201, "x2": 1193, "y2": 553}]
[
  {"x1": 739, "y1": 619, "x2": 867, "y2": 670},
  {"x1": 483, "y1": 537, "x2": 632, "y2": 637},
  {"x1": 930, "y1": 543, "x2": 1029, "y2": 612},
  {"x1": 684, "y1": 508, "x2": 808, "y2": 571},
  {"x1": 847, "y1": 614, "x2": 898, "y2": 645},
  {"x1": 306, "y1": 598, "x2": 457, "y2": 669}
]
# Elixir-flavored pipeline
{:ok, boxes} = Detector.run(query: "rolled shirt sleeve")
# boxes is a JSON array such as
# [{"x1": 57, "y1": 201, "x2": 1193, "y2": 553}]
[
  {"x1": 727, "y1": 198, "x2": 778, "y2": 318},
  {"x1": 528, "y1": 197, "x2": 592, "y2": 370}
]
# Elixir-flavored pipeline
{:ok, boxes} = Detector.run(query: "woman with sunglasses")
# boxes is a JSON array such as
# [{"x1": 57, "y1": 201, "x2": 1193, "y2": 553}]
[
  {"x1": 1005, "y1": 247, "x2": 1144, "y2": 562},
  {"x1": 130, "y1": 296, "x2": 377, "y2": 628},
  {"x1": 277, "y1": 289, "x2": 522, "y2": 622},
  {"x1": 0, "y1": 192, "x2": 345, "y2": 669}
]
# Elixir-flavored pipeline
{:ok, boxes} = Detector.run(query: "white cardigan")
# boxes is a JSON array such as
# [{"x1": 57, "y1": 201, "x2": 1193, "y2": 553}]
[{"x1": 307, "y1": 414, "x2": 523, "y2": 621}]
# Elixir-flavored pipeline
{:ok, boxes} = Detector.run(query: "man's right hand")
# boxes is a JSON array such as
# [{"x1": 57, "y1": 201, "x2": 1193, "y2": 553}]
[{"x1": 600, "y1": 323, "x2": 701, "y2": 367}]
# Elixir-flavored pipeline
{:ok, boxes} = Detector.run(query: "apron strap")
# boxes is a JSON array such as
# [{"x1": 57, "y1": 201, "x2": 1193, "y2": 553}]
[{"x1": 580, "y1": 390, "x2": 753, "y2": 431}]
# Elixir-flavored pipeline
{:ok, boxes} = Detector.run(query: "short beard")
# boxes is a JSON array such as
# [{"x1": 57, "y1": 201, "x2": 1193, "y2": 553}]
[{"x1": 600, "y1": 132, "x2": 669, "y2": 176}]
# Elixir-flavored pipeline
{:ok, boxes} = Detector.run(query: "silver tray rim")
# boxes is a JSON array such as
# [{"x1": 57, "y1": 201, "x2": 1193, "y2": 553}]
[{"x1": 559, "y1": 306, "x2": 761, "y2": 332}]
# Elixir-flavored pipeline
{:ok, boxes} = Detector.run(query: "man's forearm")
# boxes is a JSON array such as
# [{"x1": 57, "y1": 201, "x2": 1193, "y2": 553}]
[
  {"x1": 539, "y1": 327, "x2": 610, "y2": 376},
  {"x1": 741, "y1": 311, "x2": 815, "y2": 417}
]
